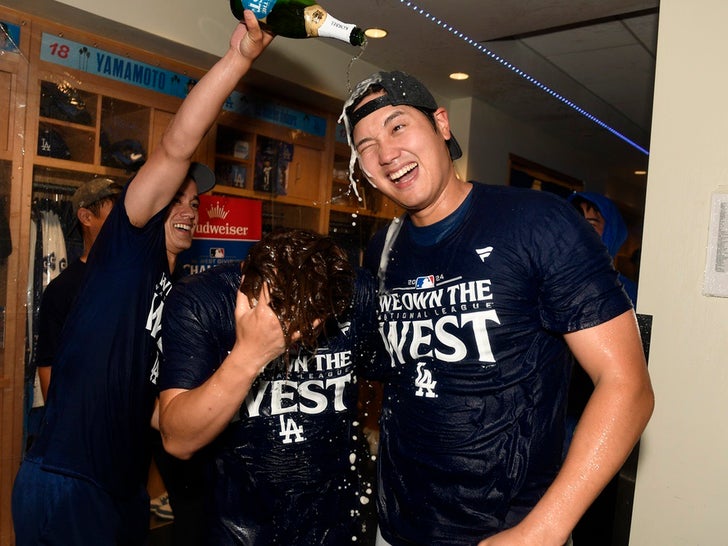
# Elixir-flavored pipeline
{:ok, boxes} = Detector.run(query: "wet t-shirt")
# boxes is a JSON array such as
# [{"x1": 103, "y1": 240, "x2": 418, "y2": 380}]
[
  {"x1": 28, "y1": 181, "x2": 169, "y2": 500},
  {"x1": 363, "y1": 182, "x2": 632, "y2": 545}
]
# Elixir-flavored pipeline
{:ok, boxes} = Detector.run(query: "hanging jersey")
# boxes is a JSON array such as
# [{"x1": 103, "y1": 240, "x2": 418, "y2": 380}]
[
  {"x1": 363, "y1": 182, "x2": 633, "y2": 545},
  {"x1": 40, "y1": 209, "x2": 68, "y2": 289}
]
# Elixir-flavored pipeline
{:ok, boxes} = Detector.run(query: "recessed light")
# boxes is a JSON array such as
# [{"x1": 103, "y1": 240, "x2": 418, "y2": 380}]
[
  {"x1": 364, "y1": 28, "x2": 388, "y2": 39},
  {"x1": 449, "y1": 72, "x2": 469, "y2": 81}
]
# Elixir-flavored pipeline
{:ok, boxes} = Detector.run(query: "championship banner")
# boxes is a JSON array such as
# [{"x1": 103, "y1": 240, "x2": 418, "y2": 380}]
[{"x1": 180, "y1": 195, "x2": 262, "y2": 276}]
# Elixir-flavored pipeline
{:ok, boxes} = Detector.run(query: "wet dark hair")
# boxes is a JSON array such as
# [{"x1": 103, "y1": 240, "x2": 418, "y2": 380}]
[{"x1": 239, "y1": 228, "x2": 354, "y2": 352}]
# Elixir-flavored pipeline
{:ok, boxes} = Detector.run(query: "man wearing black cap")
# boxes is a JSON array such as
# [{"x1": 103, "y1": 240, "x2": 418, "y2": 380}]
[
  {"x1": 35, "y1": 177, "x2": 123, "y2": 401},
  {"x1": 341, "y1": 71, "x2": 654, "y2": 546},
  {"x1": 12, "y1": 12, "x2": 274, "y2": 546}
]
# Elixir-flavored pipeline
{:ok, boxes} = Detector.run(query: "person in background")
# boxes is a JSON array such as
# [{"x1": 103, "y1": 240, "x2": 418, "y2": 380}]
[
  {"x1": 158, "y1": 228, "x2": 378, "y2": 545},
  {"x1": 11, "y1": 12, "x2": 274, "y2": 545},
  {"x1": 568, "y1": 190, "x2": 638, "y2": 305},
  {"x1": 339, "y1": 70, "x2": 654, "y2": 546},
  {"x1": 564, "y1": 191, "x2": 640, "y2": 544},
  {"x1": 35, "y1": 177, "x2": 123, "y2": 401}
]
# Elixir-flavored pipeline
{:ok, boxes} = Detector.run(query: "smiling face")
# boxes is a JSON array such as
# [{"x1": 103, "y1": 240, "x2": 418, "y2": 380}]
[
  {"x1": 351, "y1": 91, "x2": 463, "y2": 226},
  {"x1": 164, "y1": 177, "x2": 200, "y2": 264}
]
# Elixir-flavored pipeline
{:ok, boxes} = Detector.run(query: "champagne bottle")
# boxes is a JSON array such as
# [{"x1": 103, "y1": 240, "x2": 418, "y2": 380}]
[{"x1": 230, "y1": 0, "x2": 366, "y2": 46}]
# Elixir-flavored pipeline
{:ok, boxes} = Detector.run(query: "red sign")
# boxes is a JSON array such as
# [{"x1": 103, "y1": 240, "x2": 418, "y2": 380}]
[
  {"x1": 179, "y1": 195, "x2": 262, "y2": 276},
  {"x1": 195, "y1": 195, "x2": 262, "y2": 241}
]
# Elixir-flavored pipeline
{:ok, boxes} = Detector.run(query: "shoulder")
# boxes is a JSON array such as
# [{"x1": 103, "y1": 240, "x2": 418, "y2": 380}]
[
  {"x1": 471, "y1": 181, "x2": 574, "y2": 213},
  {"x1": 163, "y1": 265, "x2": 241, "y2": 343},
  {"x1": 363, "y1": 217, "x2": 406, "y2": 273},
  {"x1": 170, "y1": 262, "x2": 241, "y2": 303},
  {"x1": 468, "y1": 182, "x2": 590, "y2": 243},
  {"x1": 351, "y1": 268, "x2": 377, "y2": 312},
  {"x1": 42, "y1": 259, "x2": 85, "y2": 298}
]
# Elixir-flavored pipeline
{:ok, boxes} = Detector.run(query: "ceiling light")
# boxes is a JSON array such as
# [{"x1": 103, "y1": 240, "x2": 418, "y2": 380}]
[
  {"x1": 365, "y1": 28, "x2": 388, "y2": 39},
  {"x1": 397, "y1": 0, "x2": 649, "y2": 157},
  {"x1": 449, "y1": 72, "x2": 469, "y2": 81},
  {"x1": 634, "y1": 170, "x2": 647, "y2": 175}
]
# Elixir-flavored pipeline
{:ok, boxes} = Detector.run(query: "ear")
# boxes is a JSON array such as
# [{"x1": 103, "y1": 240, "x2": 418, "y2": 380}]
[
  {"x1": 433, "y1": 107, "x2": 452, "y2": 140},
  {"x1": 77, "y1": 207, "x2": 93, "y2": 227}
]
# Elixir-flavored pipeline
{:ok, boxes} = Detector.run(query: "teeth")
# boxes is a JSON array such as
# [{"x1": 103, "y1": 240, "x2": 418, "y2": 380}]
[
  {"x1": 389, "y1": 162, "x2": 416, "y2": 182},
  {"x1": 173, "y1": 223, "x2": 191, "y2": 231}
]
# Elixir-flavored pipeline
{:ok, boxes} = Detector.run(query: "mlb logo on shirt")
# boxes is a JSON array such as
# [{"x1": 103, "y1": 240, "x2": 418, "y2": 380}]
[{"x1": 415, "y1": 275, "x2": 435, "y2": 289}]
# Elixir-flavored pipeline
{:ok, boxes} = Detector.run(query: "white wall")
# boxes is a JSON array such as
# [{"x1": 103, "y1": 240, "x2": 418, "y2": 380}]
[
  {"x1": 461, "y1": 96, "x2": 611, "y2": 190},
  {"x1": 630, "y1": 1, "x2": 728, "y2": 544}
]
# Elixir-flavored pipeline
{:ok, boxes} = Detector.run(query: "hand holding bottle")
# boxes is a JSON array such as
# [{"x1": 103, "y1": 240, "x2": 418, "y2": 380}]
[
  {"x1": 231, "y1": 9, "x2": 276, "y2": 62},
  {"x1": 230, "y1": 0, "x2": 366, "y2": 46}
]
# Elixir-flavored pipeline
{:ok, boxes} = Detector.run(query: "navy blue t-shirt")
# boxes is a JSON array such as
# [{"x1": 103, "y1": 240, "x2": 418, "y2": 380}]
[
  {"x1": 160, "y1": 263, "x2": 377, "y2": 545},
  {"x1": 363, "y1": 182, "x2": 632, "y2": 545},
  {"x1": 35, "y1": 258, "x2": 87, "y2": 369},
  {"x1": 28, "y1": 182, "x2": 170, "y2": 499}
]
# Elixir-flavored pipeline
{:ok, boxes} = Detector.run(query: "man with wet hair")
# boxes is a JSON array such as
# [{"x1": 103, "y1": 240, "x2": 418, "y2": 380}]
[{"x1": 159, "y1": 228, "x2": 378, "y2": 545}]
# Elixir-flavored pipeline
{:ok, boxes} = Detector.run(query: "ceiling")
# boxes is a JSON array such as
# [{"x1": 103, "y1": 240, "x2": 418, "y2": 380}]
[{"x1": 318, "y1": 0, "x2": 659, "y2": 213}]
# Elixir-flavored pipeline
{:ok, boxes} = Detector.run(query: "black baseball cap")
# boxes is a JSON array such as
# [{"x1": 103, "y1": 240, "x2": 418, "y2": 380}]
[
  {"x1": 340, "y1": 70, "x2": 462, "y2": 161},
  {"x1": 189, "y1": 162, "x2": 216, "y2": 194}
]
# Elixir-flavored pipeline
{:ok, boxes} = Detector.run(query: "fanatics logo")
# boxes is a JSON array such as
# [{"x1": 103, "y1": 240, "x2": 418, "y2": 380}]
[{"x1": 476, "y1": 246, "x2": 493, "y2": 262}]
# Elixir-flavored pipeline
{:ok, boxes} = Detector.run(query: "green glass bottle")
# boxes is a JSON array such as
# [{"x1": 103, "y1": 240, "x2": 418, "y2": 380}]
[{"x1": 230, "y1": 0, "x2": 366, "y2": 46}]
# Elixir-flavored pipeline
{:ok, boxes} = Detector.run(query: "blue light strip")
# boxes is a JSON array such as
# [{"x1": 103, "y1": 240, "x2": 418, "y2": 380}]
[{"x1": 398, "y1": 0, "x2": 650, "y2": 156}]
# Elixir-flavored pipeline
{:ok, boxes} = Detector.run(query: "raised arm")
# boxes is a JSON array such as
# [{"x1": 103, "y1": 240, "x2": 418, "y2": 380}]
[
  {"x1": 159, "y1": 288, "x2": 287, "y2": 459},
  {"x1": 479, "y1": 310, "x2": 654, "y2": 546},
  {"x1": 125, "y1": 11, "x2": 274, "y2": 228}
]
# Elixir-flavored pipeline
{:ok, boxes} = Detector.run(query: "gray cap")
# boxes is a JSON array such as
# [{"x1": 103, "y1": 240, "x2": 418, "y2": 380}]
[
  {"x1": 189, "y1": 162, "x2": 216, "y2": 194},
  {"x1": 340, "y1": 70, "x2": 462, "y2": 161},
  {"x1": 72, "y1": 178, "x2": 123, "y2": 214}
]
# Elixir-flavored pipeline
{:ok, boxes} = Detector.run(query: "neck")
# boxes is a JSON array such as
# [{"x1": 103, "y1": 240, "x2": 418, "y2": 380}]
[
  {"x1": 410, "y1": 178, "x2": 472, "y2": 227},
  {"x1": 80, "y1": 233, "x2": 94, "y2": 262},
  {"x1": 167, "y1": 251, "x2": 176, "y2": 273}
]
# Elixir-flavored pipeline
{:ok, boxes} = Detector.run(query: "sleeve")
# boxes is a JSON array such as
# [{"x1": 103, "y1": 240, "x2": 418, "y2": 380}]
[
  {"x1": 535, "y1": 195, "x2": 632, "y2": 333},
  {"x1": 34, "y1": 281, "x2": 66, "y2": 368},
  {"x1": 159, "y1": 278, "x2": 224, "y2": 391},
  {"x1": 87, "y1": 179, "x2": 167, "y2": 270}
]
